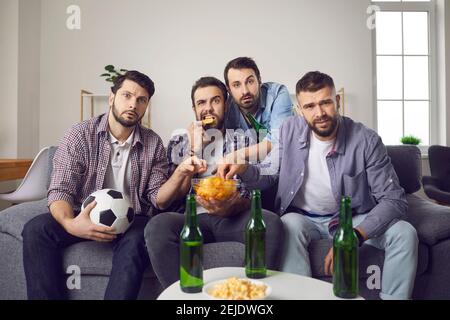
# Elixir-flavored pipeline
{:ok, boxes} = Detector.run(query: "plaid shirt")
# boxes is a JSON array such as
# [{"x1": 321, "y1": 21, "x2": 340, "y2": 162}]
[{"x1": 48, "y1": 113, "x2": 169, "y2": 215}]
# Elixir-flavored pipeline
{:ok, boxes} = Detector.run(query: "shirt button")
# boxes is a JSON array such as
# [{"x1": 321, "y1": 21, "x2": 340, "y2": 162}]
[
  {"x1": 290, "y1": 191, "x2": 294, "y2": 195},
  {"x1": 301, "y1": 172, "x2": 304, "y2": 176}
]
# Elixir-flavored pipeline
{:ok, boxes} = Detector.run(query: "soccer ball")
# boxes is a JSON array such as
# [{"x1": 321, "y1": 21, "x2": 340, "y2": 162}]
[{"x1": 81, "y1": 189, "x2": 135, "y2": 234}]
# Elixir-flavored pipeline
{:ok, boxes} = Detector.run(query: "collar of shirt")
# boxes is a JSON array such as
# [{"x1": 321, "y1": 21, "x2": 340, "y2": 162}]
[
  {"x1": 96, "y1": 113, "x2": 143, "y2": 147},
  {"x1": 109, "y1": 128, "x2": 135, "y2": 147}
]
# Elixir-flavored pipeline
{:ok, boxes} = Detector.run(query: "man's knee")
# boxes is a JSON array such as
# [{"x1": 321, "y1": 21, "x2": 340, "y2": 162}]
[
  {"x1": 22, "y1": 213, "x2": 55, "y2": 243},
  {"x1": 386, "y1": 220, "x2": 419, "y2": 250},
  {"x1": 144, "y1": 212, "x2": 182, "y2": 243},
  {"x1": 262, "y1": 210, "x2": 283, "y2": 235}
]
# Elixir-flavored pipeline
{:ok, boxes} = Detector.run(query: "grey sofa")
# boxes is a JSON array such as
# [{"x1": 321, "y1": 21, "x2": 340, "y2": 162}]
[{"x1": 1, "y1": 145, "x2": 450, "y2": 299}]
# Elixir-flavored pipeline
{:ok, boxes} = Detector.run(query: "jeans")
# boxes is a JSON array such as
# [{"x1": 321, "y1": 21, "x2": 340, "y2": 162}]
[
  {"x1": 145, "y1": 210, "x2": 284, "y2": 288},
  {"x1": 22, "y1": 213, "x2": 150, "y2": 300},
  {"x1": 280, "y1": 213, "x2": 419, "y2": 300}
]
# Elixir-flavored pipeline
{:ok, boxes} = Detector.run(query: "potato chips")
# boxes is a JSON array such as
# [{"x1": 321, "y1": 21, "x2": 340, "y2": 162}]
[
  {"x1": 193, "y1": 177, "x2": 237, "y2": 201},
  {"x1": 209, "y1": 277, "x2": 268, "y2": 300}
]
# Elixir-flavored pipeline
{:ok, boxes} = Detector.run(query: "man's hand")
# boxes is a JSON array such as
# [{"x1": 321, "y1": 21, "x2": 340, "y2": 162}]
[
  {"x1": 187, "y1": 121, "x2": 208, "y2": 154},
  {"x1": 62, "y1": 201, "x2": 117, "y2": 242},
  {"x1": 324, "y1": 247, "x2": 334, "y2": 276},
  {"x1": 216, "y1": 154, "x2": 249, "y2": 180},
  {"x1": 175, "y1": 156, "x2": 207, "y2": 178},
  {"x1": 196, "y1": 192, "x2": 241, "y2": 217}
]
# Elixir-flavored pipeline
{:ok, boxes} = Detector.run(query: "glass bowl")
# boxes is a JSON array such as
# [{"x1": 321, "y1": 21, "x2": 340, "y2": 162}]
[{"x1": 192, "y1": 177, "x2": 240, "y2": 201}]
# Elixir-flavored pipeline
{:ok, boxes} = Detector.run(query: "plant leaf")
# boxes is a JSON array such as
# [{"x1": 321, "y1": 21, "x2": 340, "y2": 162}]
[{"x1": 105, "y1": 65, "x2": 115, "y2": 72}]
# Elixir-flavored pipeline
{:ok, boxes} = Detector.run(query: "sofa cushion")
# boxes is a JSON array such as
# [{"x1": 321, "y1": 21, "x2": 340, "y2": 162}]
[
  {"x1": 0, "y1": 201, "x2": 246, "y2": 277},
  {"x1": 405, "y1": 194, "x2": 450, "y2": 246},
  {"x1": 63, "y1": 241, "x2": 245, "y2": 277},
  {"x1": 309, "y1": 239, "x2": 428, "y2": 278}
]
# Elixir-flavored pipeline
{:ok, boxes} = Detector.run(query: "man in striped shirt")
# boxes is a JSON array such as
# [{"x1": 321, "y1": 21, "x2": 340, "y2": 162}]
[{"x1": 22, "y1": 71, "x2": 181, "y2": 300}]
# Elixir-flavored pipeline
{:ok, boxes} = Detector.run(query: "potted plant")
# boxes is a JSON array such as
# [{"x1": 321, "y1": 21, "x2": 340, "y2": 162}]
[
  {"x1": 401, "y1": 135, "x2": 421, "y2": 146},
  {"x1": 100, "y1": 65, "x2": 128, "y2": 83}
]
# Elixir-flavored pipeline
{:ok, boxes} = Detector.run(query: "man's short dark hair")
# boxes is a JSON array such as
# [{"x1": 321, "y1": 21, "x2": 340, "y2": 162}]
[
  {"x1": 296, "y1": 71, "x2": 335, "y2": 95},
  {"x1": 191, "y1": 77, "x2": 228, "y2": 107},
  {"x1": 111, "y1": 70, "x2": 155, "y2": 99},
  {"x1": 224, "y1": 57, "x2": 261, "y2": 87}
]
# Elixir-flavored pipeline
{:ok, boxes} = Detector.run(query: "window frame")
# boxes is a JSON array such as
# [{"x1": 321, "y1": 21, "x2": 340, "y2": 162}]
[{"x1": 372, "y1": 0, "x2": 437, "y2": 154}]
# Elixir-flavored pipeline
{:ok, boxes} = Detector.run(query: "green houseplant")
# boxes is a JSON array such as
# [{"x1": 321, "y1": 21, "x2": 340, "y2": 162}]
[
  {"x1": 401, "y1": 135, "x2": 421, "y2": 146},
  {"x1": 100, "y1": 65, "x2": 128, "y2": 83}
]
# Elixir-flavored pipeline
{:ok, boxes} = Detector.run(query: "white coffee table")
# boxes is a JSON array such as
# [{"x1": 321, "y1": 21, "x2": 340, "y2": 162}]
[{"x1": 157, "y1": 267, "x2": 363, "y2": 300}]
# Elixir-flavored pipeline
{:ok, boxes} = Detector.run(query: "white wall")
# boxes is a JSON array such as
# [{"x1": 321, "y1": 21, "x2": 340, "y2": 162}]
[
  {"x1": 0, "y1": 0, "x2": 19, "y2": 158},
  {"x1": 18, "y1": 0, "x2": 41, "y2": 158},
  {"x1": 39, "y1": 0, "x2": 374, "y2": 146}
]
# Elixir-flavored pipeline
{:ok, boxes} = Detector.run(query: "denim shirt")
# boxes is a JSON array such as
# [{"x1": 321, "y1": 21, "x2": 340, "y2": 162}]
[
  {"x1": 240, "y1": 115, "x2": 408, "y2": 240},
  {"x1": 224, "y1": 82, "x2": 294, "y2": 143}
]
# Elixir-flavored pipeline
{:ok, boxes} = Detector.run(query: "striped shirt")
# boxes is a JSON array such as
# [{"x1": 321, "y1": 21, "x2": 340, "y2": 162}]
[{"x1": 48, "y1": 113, "x2": 169, "y2": 215}]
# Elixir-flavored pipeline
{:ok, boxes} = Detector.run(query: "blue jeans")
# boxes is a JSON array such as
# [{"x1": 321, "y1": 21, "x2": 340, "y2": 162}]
[
  {"x1": 280, "y1": 213, "x2": 419, "y2": 300},
  {"x1": 22, "y1": 213, "x2": 150, "y2": 300}
]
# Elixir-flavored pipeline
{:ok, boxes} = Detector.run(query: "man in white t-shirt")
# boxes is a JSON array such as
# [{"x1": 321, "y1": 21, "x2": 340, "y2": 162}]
[{"x1": 218, "y1": 71, "x2": 418, "y2": 300}]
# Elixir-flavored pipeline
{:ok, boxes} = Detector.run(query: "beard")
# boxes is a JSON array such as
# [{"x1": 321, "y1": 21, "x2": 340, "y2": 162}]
[
  {"x1": 111, "y1": 103, "x2": 144, "y2": 128},
  {"x1": 235, "y1": 91, "x2": 260, "y2": 111},
  {"x1": 306, "y1": 114, "x2": 339, "y2": 138}
]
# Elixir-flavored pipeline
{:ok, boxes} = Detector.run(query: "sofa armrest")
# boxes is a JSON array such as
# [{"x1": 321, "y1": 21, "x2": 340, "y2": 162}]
[
  {"x1": 422, "y1": 176, "x2": 441, "y2": 189},
  {"x1": 405, "y1": 194, "x2": 450, "y2": 246},
  {"x1": 423, "y1": 185, "x2": 450, "y2": 205},
  {"x1": 0, "y1": 199, "x2": 49, "y2": 241}
]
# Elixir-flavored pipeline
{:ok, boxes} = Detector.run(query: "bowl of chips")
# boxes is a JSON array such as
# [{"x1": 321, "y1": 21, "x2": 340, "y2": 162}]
[
  {"x1": 203, "y1": 277, "x2": 271, "y2": 300},
  {"x1": 192, "y1": 177, "x2": 239, "y2": 202}
]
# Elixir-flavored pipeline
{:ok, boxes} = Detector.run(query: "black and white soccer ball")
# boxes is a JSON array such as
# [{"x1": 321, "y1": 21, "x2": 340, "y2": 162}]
[{"x1": 82, "y1": 189, "x2": 135, "y2": 234}]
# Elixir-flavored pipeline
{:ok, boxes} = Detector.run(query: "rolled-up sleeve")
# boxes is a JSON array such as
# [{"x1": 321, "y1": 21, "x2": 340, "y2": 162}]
[
  {"x1": 47, "y1": 125, "x2": 87, "y2": 208},
  {"x1": 147, "y1": 137, "x2": 169, "y2": 208},
  {"x1": 266, "y1": 85, "x2": 294, "y2": 144},
  {"x1": 356, "y1": 134, "x2": 408, "y2": 239}
]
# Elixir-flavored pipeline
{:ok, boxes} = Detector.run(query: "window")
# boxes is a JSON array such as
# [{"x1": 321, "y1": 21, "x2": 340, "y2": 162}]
[{"x1": 372, "y1": 0, "x2": 435, "y2": 146}]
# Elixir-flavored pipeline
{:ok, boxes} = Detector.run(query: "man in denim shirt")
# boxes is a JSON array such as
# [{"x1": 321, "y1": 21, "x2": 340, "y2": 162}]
[
  {"x1": 222, "y1": 57, "x2": 294, "y2": 163},
  {"x1": 219, "y1": 72, "x2": 418, "y2": 300}
]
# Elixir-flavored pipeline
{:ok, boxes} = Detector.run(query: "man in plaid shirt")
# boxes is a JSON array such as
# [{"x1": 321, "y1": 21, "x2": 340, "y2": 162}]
[
  {"x1": 145, "y1": 77, "x2": 283, "y2": 288},
  {"x1": 22, "y1": 71, "x2": 182, "y2": 300}
]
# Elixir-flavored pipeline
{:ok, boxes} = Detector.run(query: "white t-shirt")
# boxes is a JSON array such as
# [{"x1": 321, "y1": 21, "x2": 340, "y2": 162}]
[
  {"x1": 103, "y1": 130, "x2": 134, "y2": 200},
  {"x1": 291, "y1": 132, "x2": 339, "y2": 215}
]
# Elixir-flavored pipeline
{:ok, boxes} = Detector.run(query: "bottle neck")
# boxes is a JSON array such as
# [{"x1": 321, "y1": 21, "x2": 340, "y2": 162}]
[
  {"x1": 339, "y1": 197, "x2": 353, "y2": 230},
  {"x1": 246, "y1": 113, "x2": 263, "y2": 131},
  {"x1": 251, "y1": 192, "x2": 262, "y2": 220},
  {"x1": 185, "y1": 196, "x2": 198, "y2": 226}
]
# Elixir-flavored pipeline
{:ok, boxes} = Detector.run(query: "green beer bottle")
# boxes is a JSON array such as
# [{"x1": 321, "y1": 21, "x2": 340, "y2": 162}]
[
  {"x1": 245, "y1": 189, "x2": 267, "y2": 279},
  {"x1": 180, "y1": 194, "x2": 203, "y2": 293},
  {"x1": 244, "y1": 113, "x2": 269, "y2": 143},
  {"x1": 333, "y1": 196, "x2": 359, "y2": 298}
]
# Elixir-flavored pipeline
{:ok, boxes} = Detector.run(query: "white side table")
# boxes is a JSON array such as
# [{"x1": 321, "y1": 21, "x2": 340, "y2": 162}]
[{"x1": 157, "y1": 267, "x2": 363, "y2": 300}]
